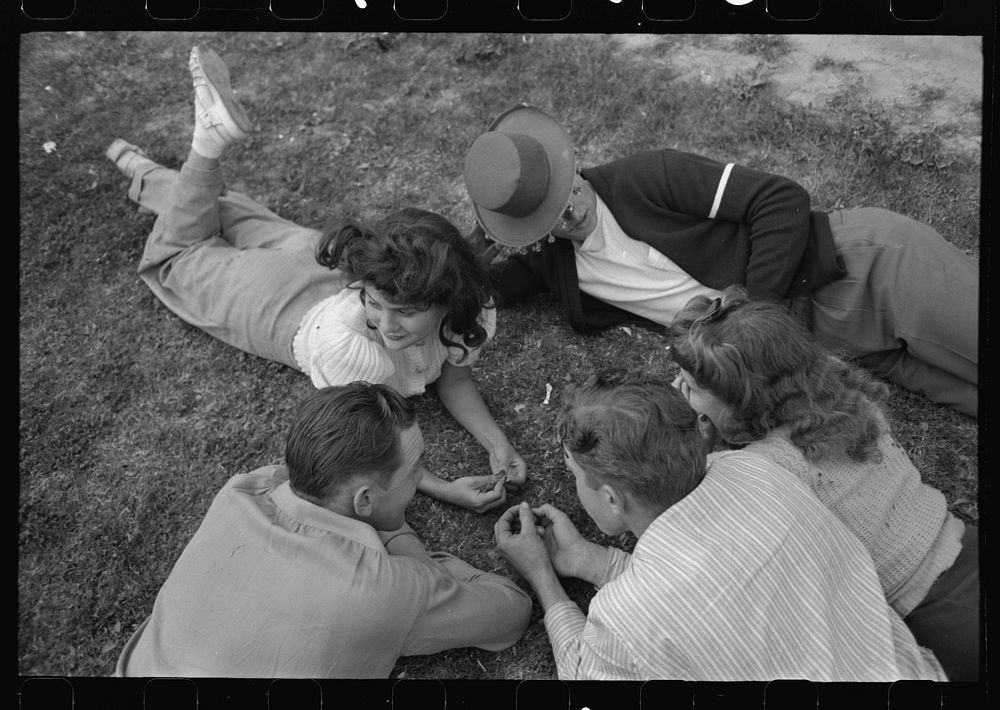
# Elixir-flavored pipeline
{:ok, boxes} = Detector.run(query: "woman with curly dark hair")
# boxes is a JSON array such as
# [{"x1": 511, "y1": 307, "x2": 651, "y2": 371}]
[
  {"x1": 106, "y1": 45, "x2": 524, "y2": 513},
  {"x1": 668, "y1": 285, "x2": 978, "y2": 680}
]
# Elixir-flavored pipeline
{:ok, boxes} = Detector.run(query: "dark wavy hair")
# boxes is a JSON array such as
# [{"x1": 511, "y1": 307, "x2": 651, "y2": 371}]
[
  {"x1": 315, "y1": 208, "x2": 496, "y2": 362},
  {"x1": 285, "y1": 382, "x2": 417, "y2": 505},
  {"x1": 669, "y1": 286, "x2": 889, "y2": 463},
  {"x1": 557, "y1": 370, "x2": 707, "y2": 509}
]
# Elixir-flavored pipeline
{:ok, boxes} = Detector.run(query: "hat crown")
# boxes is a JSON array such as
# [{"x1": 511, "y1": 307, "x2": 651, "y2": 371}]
[
  {"x1": 463, "y1": 132, "x2": 550, "y2": 218},
  {"x1": 462, "y1": 104, "x2": 575, "y2": 248}
]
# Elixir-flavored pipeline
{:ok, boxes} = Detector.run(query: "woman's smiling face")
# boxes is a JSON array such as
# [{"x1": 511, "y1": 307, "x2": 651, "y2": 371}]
[{"x1": 363, "y1": 286, "x2": 445, "y2": 351}]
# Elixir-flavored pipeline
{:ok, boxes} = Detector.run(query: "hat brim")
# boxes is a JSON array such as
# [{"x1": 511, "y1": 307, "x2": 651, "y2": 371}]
[{"x1": 472, "y1": 105, "x2": 576, "y2": 248}]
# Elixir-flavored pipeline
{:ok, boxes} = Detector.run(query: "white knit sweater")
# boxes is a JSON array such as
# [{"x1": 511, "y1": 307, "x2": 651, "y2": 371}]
[
  {"x1": 743, "y1": 424, "x2": 965, "y2": 617},
  {"x1": 291, "y1": 289, "x2": 496, "y2": 397}
]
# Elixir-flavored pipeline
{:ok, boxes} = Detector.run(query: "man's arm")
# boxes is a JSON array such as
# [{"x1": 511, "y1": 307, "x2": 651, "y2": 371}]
[
  {"x1": 707, "y1": 157, "x2": 813, "y2": 301},
  {"x1": 395, "y1": 549, "x2": 533, "y2": 656},
  {"x1": 533, "y1": 503, "x2": 630, "y2": 587},
  {"x1": 543, "y1": 601, "x2": 639, "y2": 680},
  {"x1": 661, "y1": 150, "x2": 811, "y2": 301},
  {"x1": 494, "y1": 503, "x2": 640, "y2": 679},
  {"x1": 490, "y1": 253, "x2": 551, "y2": 306},
  {"x1": 588, "y1": 149, "x2": 813, "y2": 302}
]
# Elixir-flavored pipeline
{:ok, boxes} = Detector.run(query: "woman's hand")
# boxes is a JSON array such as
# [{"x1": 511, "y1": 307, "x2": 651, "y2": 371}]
[
  {"x1": 489, "y1": 441, "x2": 528, "y2": 488},
  {"x1": 436, "y1": 363, "x2": 529, "y2": 489},
  {"x1": 442, "y1": 474, "x2": 509, "y2": 514}
]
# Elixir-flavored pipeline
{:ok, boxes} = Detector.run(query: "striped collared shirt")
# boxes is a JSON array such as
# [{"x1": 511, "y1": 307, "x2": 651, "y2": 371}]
[{"x1": 544, "y1": 450, "x2": 946, "y2": 681}]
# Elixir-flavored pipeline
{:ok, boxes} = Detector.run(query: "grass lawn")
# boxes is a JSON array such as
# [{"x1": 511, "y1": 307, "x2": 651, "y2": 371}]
[{"x1": 19, "y1": 31, "x2": 979, "y2": 679}]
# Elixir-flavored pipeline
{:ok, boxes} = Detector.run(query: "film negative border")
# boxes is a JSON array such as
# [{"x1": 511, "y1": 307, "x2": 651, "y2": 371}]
[
  {"x1": 15, "y1": 675, "x2": 991, "y2": 709},
  {"x1": 14, "y1": 0, "x2": 996, "y2": 33},
  {"x1": 14, "y1": 1, "x2": 994, "y2": 709}
]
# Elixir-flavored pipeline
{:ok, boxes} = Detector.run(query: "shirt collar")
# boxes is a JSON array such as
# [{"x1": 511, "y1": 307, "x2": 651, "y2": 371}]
[{"x1": 268, "y1": 471, "x2": 385, "y2": 550}]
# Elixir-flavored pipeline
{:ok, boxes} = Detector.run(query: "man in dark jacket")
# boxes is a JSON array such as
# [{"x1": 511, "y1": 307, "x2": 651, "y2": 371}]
[{"x1": 463, "y1": 105, "x2": 978, "y2": 418}]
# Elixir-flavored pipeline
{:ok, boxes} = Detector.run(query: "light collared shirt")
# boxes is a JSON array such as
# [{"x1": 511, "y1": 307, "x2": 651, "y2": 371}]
[
  {"x1": 574, "y1": 194, "x2": 722, "y2": 327},
  {"x1": 543, "y1": 450, "x2": 947, "y2": 681},
  {"x1": 116, "y1": 466, "x2": 531, "y2": 678},
  {"x1": 292, "y1": 289, "x2": 497, "y2": 396}
]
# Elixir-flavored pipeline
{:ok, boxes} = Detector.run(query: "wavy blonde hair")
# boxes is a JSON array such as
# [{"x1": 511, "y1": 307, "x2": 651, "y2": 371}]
[{"x1": 669, "y1": 287, "x2": 889, "y2": 462}]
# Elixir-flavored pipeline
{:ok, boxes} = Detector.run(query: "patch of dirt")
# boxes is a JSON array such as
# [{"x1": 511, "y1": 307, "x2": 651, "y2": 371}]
[{"x1": 615, "y1": 34, "x2": 983, "y2": 158}]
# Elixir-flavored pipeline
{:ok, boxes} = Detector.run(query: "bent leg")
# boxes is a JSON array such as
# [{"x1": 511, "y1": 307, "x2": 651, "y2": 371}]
[
  {"x1": 126, "y1": 160, "x2": 315, "y2": 257},
  {"x1": 811, "y1": 208, "x2": 978, "y2": 415},
  {"x1": 136, "y1": 160, "x2": 342, "y2": 368}
]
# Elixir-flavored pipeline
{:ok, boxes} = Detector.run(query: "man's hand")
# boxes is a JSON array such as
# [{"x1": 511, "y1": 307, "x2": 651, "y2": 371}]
[
  {"x1": 489, "y1": 441, "x2": 528, "y2": 488},
  {"x1": 494, "y1": 502, "x2": 573, "y2": 611},
  {"x1": 443, "y1": 474, "x2": 508, "y2": 514},
  {"x1": 534, "y1": 504, "x2": 611, "y2": 585},
  {"x1": 494, "y1": 502, "x2": 556, "y2": 582}
]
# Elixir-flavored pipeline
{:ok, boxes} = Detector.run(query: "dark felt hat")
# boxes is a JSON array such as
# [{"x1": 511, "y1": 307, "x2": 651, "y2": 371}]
[{"x1": 463, "y1": 105, "x2": 576, "y2": 248}]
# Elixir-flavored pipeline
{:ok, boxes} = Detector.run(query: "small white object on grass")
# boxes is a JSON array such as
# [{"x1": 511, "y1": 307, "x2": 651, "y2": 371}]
[
  {"x1": 42, "y1": 141, "x2": 57, "y2": 153},
  {"x1": 543, "y1": 383, "x2": 553, "y2": 405}
]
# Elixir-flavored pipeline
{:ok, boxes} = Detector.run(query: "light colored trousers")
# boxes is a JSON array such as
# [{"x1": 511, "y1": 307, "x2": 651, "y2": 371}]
[
  {"x1": 811, "y1": 208, "x2": 979, "y2": 417},
  {"x1": 130, "y1": 161, "x2": 346, "y2": 369}
]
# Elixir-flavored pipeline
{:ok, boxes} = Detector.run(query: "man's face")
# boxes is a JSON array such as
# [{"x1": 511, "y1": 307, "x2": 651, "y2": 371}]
[
  {"x1": 564, "y1": 447, "x2": 627, "y2": 537},
  {"x1": 367, "y1": 424, "x2": 425, "y2": 531},
  {"x1": 549, "y1": 174, "x2": 599, "y2": 242}
]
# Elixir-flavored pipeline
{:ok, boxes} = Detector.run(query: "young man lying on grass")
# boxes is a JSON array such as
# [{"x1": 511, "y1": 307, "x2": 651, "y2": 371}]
[
  {"x1": 116, "y1": 382, "x2": 531, "y2": 678},
  {"x1": 464, "y1": 105, "x2": 978, "y2": 418},
  {"x1": 493, "y1": 371, "x2": 947, "y2": 681}
]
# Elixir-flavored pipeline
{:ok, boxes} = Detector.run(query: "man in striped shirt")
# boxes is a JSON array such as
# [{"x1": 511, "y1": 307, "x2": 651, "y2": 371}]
[
  {"x1": 493, "y1": 371, "x2": 946, "y2": 681},
  {"x1": 464, "y1": 106, "x2": 977, "y2": 418}
]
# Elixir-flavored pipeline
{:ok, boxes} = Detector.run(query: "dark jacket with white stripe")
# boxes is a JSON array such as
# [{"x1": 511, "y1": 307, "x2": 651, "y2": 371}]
[{"x1": 492, "y1": 149, "x2": 845, "y2": 333}]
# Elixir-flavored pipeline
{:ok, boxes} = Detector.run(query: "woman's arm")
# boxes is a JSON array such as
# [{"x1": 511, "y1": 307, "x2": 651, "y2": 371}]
[
  {"x1": 416, "y1": 466, "x2": 509, "y2": 514},
  {"x1": 435, "y1": 361, "x2": 528, "y2": 487}
]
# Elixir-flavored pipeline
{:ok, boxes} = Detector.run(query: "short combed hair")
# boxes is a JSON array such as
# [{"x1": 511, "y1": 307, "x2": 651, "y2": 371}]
[
  {"x1": 315, "y1": 207, "x2": 496, "y2": 362},
  {"x1": 557, "y1": 370, "x2": 707, "y2": 509},
  {"x1": 669, "y1": 286, "x2": 888, "y2": 462},
  {"x1": 285, "y1": 382, "x2": 417, "y2": 504}
]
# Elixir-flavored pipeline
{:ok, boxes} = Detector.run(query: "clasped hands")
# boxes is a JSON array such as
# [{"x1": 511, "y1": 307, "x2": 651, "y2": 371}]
[{"x1": 493, "y1": 502, "x2": 610, "y2": 589}]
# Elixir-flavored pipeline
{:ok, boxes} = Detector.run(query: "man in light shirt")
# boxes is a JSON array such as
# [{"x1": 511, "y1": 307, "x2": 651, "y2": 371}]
[
  {"x1": 463, "y1": 105, "x2": 977, "y2": 417},
  {"x1": 493, "y1": 371, "x2": 947, "y2": 681},
  {"x1": 116, "y1": 382, "x2": 531, "y2": 678}
]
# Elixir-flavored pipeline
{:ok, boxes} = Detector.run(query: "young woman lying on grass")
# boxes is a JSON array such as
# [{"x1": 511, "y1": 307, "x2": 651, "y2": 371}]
[
  {"x1": 106, "y1": 45, "x2": 525, "y2": 513},
  {"x1": 669, "y1": 285, "x2": 979, "y2": 681}
]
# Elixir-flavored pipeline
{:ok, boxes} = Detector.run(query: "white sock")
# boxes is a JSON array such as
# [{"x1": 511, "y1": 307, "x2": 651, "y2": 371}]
[{"x1": 191, "y1": 131, "x2": 224, "y2": 159}]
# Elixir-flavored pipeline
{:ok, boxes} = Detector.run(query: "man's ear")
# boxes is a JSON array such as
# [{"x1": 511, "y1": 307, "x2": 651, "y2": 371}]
[
  {"x1": 600, "y1": 483, "x2": 627, "y2": 517},
  {"x1": 352, "y1": 483, "x2": 375, "y2": 518}
]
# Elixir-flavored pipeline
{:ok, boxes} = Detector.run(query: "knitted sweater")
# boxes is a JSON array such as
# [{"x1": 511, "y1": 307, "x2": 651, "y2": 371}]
[
  {"x1": 291, "y1": 289, "x2": 496, "y2": 397},
  {"x1": 494, "y1": 149, "x2": 845, "y2": 333},
  {"x1": 743, "y1": 427, "x2": 965, "y2": 617}
]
